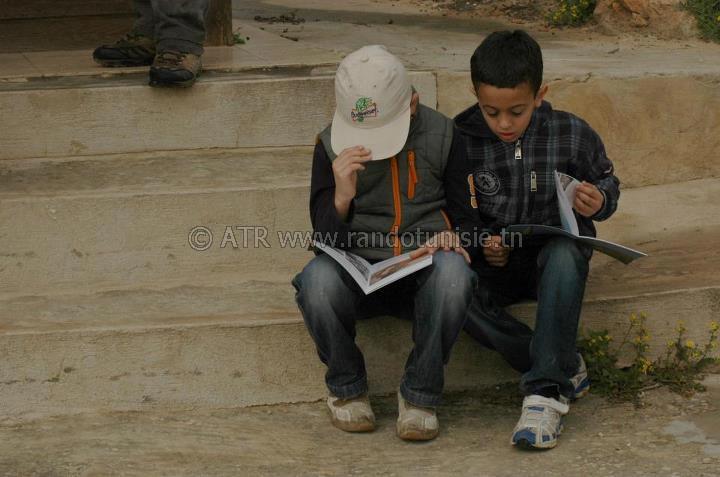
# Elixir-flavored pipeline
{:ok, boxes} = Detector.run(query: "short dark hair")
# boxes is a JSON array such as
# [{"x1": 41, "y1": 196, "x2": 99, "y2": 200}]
[{"x1": 470, "y1": 30, "x2": 543, "y2": 95}]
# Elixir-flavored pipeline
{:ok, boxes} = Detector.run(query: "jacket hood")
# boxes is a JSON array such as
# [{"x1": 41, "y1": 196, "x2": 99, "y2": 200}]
[{"x1": 454, "y1": 101, "x2": 553, "y2": 139}]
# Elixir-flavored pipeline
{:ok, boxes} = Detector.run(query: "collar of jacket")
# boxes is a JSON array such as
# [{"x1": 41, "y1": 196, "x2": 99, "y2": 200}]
[{"x1": 454, "y1": 100, "x2": 553, "y2": 141}]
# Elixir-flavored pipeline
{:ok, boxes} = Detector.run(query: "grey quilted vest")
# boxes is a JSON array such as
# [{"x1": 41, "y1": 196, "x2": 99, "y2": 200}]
[{"x1": 318, "y1": 104, "x2": 454, "y2": 260}]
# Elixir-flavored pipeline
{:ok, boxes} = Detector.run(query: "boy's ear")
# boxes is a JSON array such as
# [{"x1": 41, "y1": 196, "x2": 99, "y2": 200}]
[
  {"x1": 410, "y1": 91, "x2": 420, "y2": 115},
  {"x1": 535, "y1": 84, "x2": 549, "y2": 107}
]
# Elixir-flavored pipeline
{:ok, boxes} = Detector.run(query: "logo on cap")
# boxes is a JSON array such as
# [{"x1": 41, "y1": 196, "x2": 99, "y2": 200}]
[{"x1": 351, "y1": 97, "x2": 378, "y2": 123}]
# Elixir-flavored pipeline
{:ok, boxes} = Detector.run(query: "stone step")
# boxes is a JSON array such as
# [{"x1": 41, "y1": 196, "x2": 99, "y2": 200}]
[
  {"x1": 1, "y1": 142, "x2": 718, "y2": 296},
  {"x1": 0, "y1": 0, "x2": 132, "y2": 20},
  {"x1": 1, "y1": 38, "x2": 718, "y2": 189},
  {"x1": 0, "y1": 67, "x2": 434, "y2": 161},
  {"x1": 0, "y1": 146, "x2": 315, "y2": 296},
  {"x1": 438, "y1": 72, "x2": 720, "y2": 189},
  {"x1": 1, "y1": 225, "x2": 718, "y2": 418}
]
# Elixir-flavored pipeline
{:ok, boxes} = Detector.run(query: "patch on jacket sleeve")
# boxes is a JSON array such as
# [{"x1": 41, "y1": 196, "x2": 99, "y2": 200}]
[
  {"x1": 474, "y1": 170, "x2": 501, "y2": 196},
  {"x1": 467, "y1": 174, "x2": 478, "y2": 208}
]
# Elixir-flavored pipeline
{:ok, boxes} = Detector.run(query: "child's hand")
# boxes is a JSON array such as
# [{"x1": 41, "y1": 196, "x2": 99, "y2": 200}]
[
  {"x1": 333, "y1": 146, "x2": 373, "y2": 204},
  {"x1": 483, "y1": 235, "x2": 510, "y2": 267},
  {"x1": 573, "y1": 182, "x2": 605, "y2": 218},
  {"x1": 409, "y1": 231, "x2": 470, "y2": 264}
]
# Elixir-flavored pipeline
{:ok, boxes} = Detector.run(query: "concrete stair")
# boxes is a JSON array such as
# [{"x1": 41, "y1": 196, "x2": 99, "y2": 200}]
[
  {"x1": 1, "y1": 163, "x2": 719, "y2": 416},
  {"x1": 1, "y1": 23, "x2": 719, "y2": 419}
]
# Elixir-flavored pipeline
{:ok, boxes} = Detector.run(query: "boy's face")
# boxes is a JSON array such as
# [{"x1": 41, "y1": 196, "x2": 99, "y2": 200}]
[{"x1": 475, "y1": 81, "x2": 547, "y2": 143}]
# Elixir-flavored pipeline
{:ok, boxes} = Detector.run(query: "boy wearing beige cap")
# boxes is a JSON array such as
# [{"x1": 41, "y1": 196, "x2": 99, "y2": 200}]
[{"x1": 292, "y1": 45, "x2": 477, "y2": 441}]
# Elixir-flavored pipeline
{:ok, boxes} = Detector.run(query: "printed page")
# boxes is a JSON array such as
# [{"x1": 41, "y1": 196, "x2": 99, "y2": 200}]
[
  {"x1": 366, "y1": 252, "x2": 433, "y2": 294},
  {"x1": 313, "y1": 241, "x2": 372, "y2": 292},
  {"x1": 555, "y1": 171, "x2": 581, "y2": 236}
]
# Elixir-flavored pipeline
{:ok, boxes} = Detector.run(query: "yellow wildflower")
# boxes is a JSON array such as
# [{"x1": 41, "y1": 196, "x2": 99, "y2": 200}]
[{"x1": 685, "y1": 339, "x2": 696, "y2": 349}]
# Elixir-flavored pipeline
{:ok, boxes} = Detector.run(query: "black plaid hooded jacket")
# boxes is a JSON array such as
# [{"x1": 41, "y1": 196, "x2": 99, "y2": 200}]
[{"x1": 447, "y1": 101, "x2": 620, "y2": 260}]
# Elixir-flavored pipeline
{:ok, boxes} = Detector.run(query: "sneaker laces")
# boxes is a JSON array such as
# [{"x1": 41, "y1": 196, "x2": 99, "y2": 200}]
[
  {"x1": 115, "y1": 31, "x2": 149, "y2": 45},
  {"x1": 155, "y1": 50, "x2": 186, "y2": 67},
  {"x1": 520, "y1": 395, "x2": 569, "y2": 427}
]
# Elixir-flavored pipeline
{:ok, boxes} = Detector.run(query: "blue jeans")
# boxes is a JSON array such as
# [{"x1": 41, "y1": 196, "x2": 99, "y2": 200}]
[
  {"x1": 464, "y1": 237, "x2": 591, "y2": 398},
  {"x1": 292, "y1": 251, "x2": 476, "y2": 407}
]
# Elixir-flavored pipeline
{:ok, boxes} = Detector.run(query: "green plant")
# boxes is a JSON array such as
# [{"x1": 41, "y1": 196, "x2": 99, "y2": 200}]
[
  {"x1": 683, "y1": 0, "x2": 720, "y2": 42},
  {"x1": 578, "y1": 313, "x2": 719, "y2": 404},
  {"x1": 653, "y1": 320, "x2": 720, "y2": 395},
  {"x1": 548, "y1": 0, "x2": 597, "y2": 26},
  {"x1": 233, "y1": 32, "x2": 247, "y2": 45}
]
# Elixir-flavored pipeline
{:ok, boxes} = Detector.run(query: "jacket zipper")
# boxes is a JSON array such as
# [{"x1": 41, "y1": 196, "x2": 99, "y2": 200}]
[
  {"x1": 515, "y1": 140, "x2": 524, "y2": 224},
  {"x1": 407, "y1": 150, "x2": 418, "y2": 200},
  {"x1": 390, "y1": 156, "x2": 403, "y2": 256},
  {"x1": 514, "y1": 139, "x2": 537, "y2": 221}
]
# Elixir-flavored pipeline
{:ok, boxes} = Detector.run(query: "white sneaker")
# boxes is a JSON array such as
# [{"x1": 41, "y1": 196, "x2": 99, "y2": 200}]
[
  {"x1": 396, "y1": 391, "x2": 439, "y2": 441},
  {"x1": 511, "y1": 395, "x2": 569, "y2": 449},
  {"x1": 327, "y1": 394, "x2": 375, "y2": 432},
  {"x1": 571, "y1": 353, "x2": 590, "y2": 399}
]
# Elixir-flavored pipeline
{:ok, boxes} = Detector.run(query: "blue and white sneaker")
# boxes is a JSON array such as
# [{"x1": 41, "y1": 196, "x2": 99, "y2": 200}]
[
  {"x1": 571, "y1": 353, "x2": 590, "y2": 400},
  {"x1": 511, "y1": 395, "x2": 569, "y2": 449}
]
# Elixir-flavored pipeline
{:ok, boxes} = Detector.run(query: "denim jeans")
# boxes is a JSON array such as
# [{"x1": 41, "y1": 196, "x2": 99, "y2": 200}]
[
  {"x1": 133, "y1": 0, "x2": 209, "y2": 55},
  {"x1": 292, "y1": 251, "x2": 476, "y2": 407},
  {"x1": 464, "y1": 236, "x2": 591, "y2": 398}
]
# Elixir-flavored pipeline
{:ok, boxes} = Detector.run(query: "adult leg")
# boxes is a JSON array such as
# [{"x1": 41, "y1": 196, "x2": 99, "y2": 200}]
[
  {"x1": 151, "y1": 0, "x2": 209, "y2": 55},
  {"x1": 133, "y1": 0, "x2": 156, "y2": 38},
  {"x1": 92, "y1": 0, "x2": 156, "y2": 67},
  {"x1": 520, "y1": 237, "x2": 591, "y2": 399},
  {"x1": 400, "y1": 251, "x2": 477, "y2": 407}
]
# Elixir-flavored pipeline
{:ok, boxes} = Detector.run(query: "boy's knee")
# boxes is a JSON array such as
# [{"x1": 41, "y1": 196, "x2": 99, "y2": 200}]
[
  {"x1": 293, "y1": 254, "x2": 353, "y2": 309},
  {"x1": 426, "y1": 251, "x2": 476, "y2": 301},
  {"x1": 538, "y1": 238, "x2": 589, "y2": 275}
]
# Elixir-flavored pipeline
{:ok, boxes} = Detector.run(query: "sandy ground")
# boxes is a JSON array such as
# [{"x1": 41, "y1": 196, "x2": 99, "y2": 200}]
[{"x1": 1, "y1": 375, "x2": 718, "y2": 476}]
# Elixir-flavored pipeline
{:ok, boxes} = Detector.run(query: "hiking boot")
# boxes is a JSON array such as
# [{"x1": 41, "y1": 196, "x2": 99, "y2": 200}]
[
  {"x1": 511, "y1": 394, "x2": 569, "y2": 450},
  {"x1": 93, "y1": 32, "x2": 156, "y2": 67},
  {"x1": 326, "y1": 394, "x2": 375, "y2": 433},
  {"x1": 396, "y1": 391, "x2": 439, "y2": 441},
  {"x1": 149, "y1": 50, "x2": 202, "y2": 88}
]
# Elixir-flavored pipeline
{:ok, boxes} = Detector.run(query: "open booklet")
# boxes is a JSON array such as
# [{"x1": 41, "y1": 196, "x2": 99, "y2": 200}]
[
  {"x1": 313, "y1": 241, "x2": 433, "y2": 294},
  {"x1": 507, "y1": 171, "x2": 647, "y2": 264}
]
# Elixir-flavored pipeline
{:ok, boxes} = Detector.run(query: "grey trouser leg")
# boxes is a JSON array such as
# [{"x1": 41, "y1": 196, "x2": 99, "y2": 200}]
[
  {"x1": 133, "y1": 0, "x2": 209, "y2": 55},
  {"x1": 132, "y1": 0, "x2": 156, "y2": 38}
]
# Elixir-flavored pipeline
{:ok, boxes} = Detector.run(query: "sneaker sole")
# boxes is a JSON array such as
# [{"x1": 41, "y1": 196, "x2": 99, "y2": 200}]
[
  {"x1": 574, "y1": 381, "x2": 590, "y2": 400},
  {"x1": 330, "y1": 415, "x2": 375, "y2": 433},
  {"x1": 513, "y1": 437, "x2": 558, "y2": 450},
  {"x1": 148, "y1": 78, "x2": 198, "y2": 88},
  {"x1": 93, "y1": 58, "x2": 154, "y2": 68},
  {"x1": 512, "y1": 423, "x2": 563, "y2": 450},
  {"x1": 396, "y1": 425, "x2": 439, "y2": 442}
]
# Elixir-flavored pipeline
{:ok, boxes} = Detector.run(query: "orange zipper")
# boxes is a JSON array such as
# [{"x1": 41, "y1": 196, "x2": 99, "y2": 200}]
[
  {"x1": 390, "y1": 156, "x2": 403, "y2": 256},
  {"x1": 407, "y1": 150, "x2": 418, "y2": 200},
  {"x1": 440, "y1": 209, "x2": 452, "y2": 230}
]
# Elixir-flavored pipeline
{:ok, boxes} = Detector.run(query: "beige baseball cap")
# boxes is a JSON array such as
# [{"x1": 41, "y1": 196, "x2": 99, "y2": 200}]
[{"x1": 331, "y1": 45, "x2": 412, "y2": 161}]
